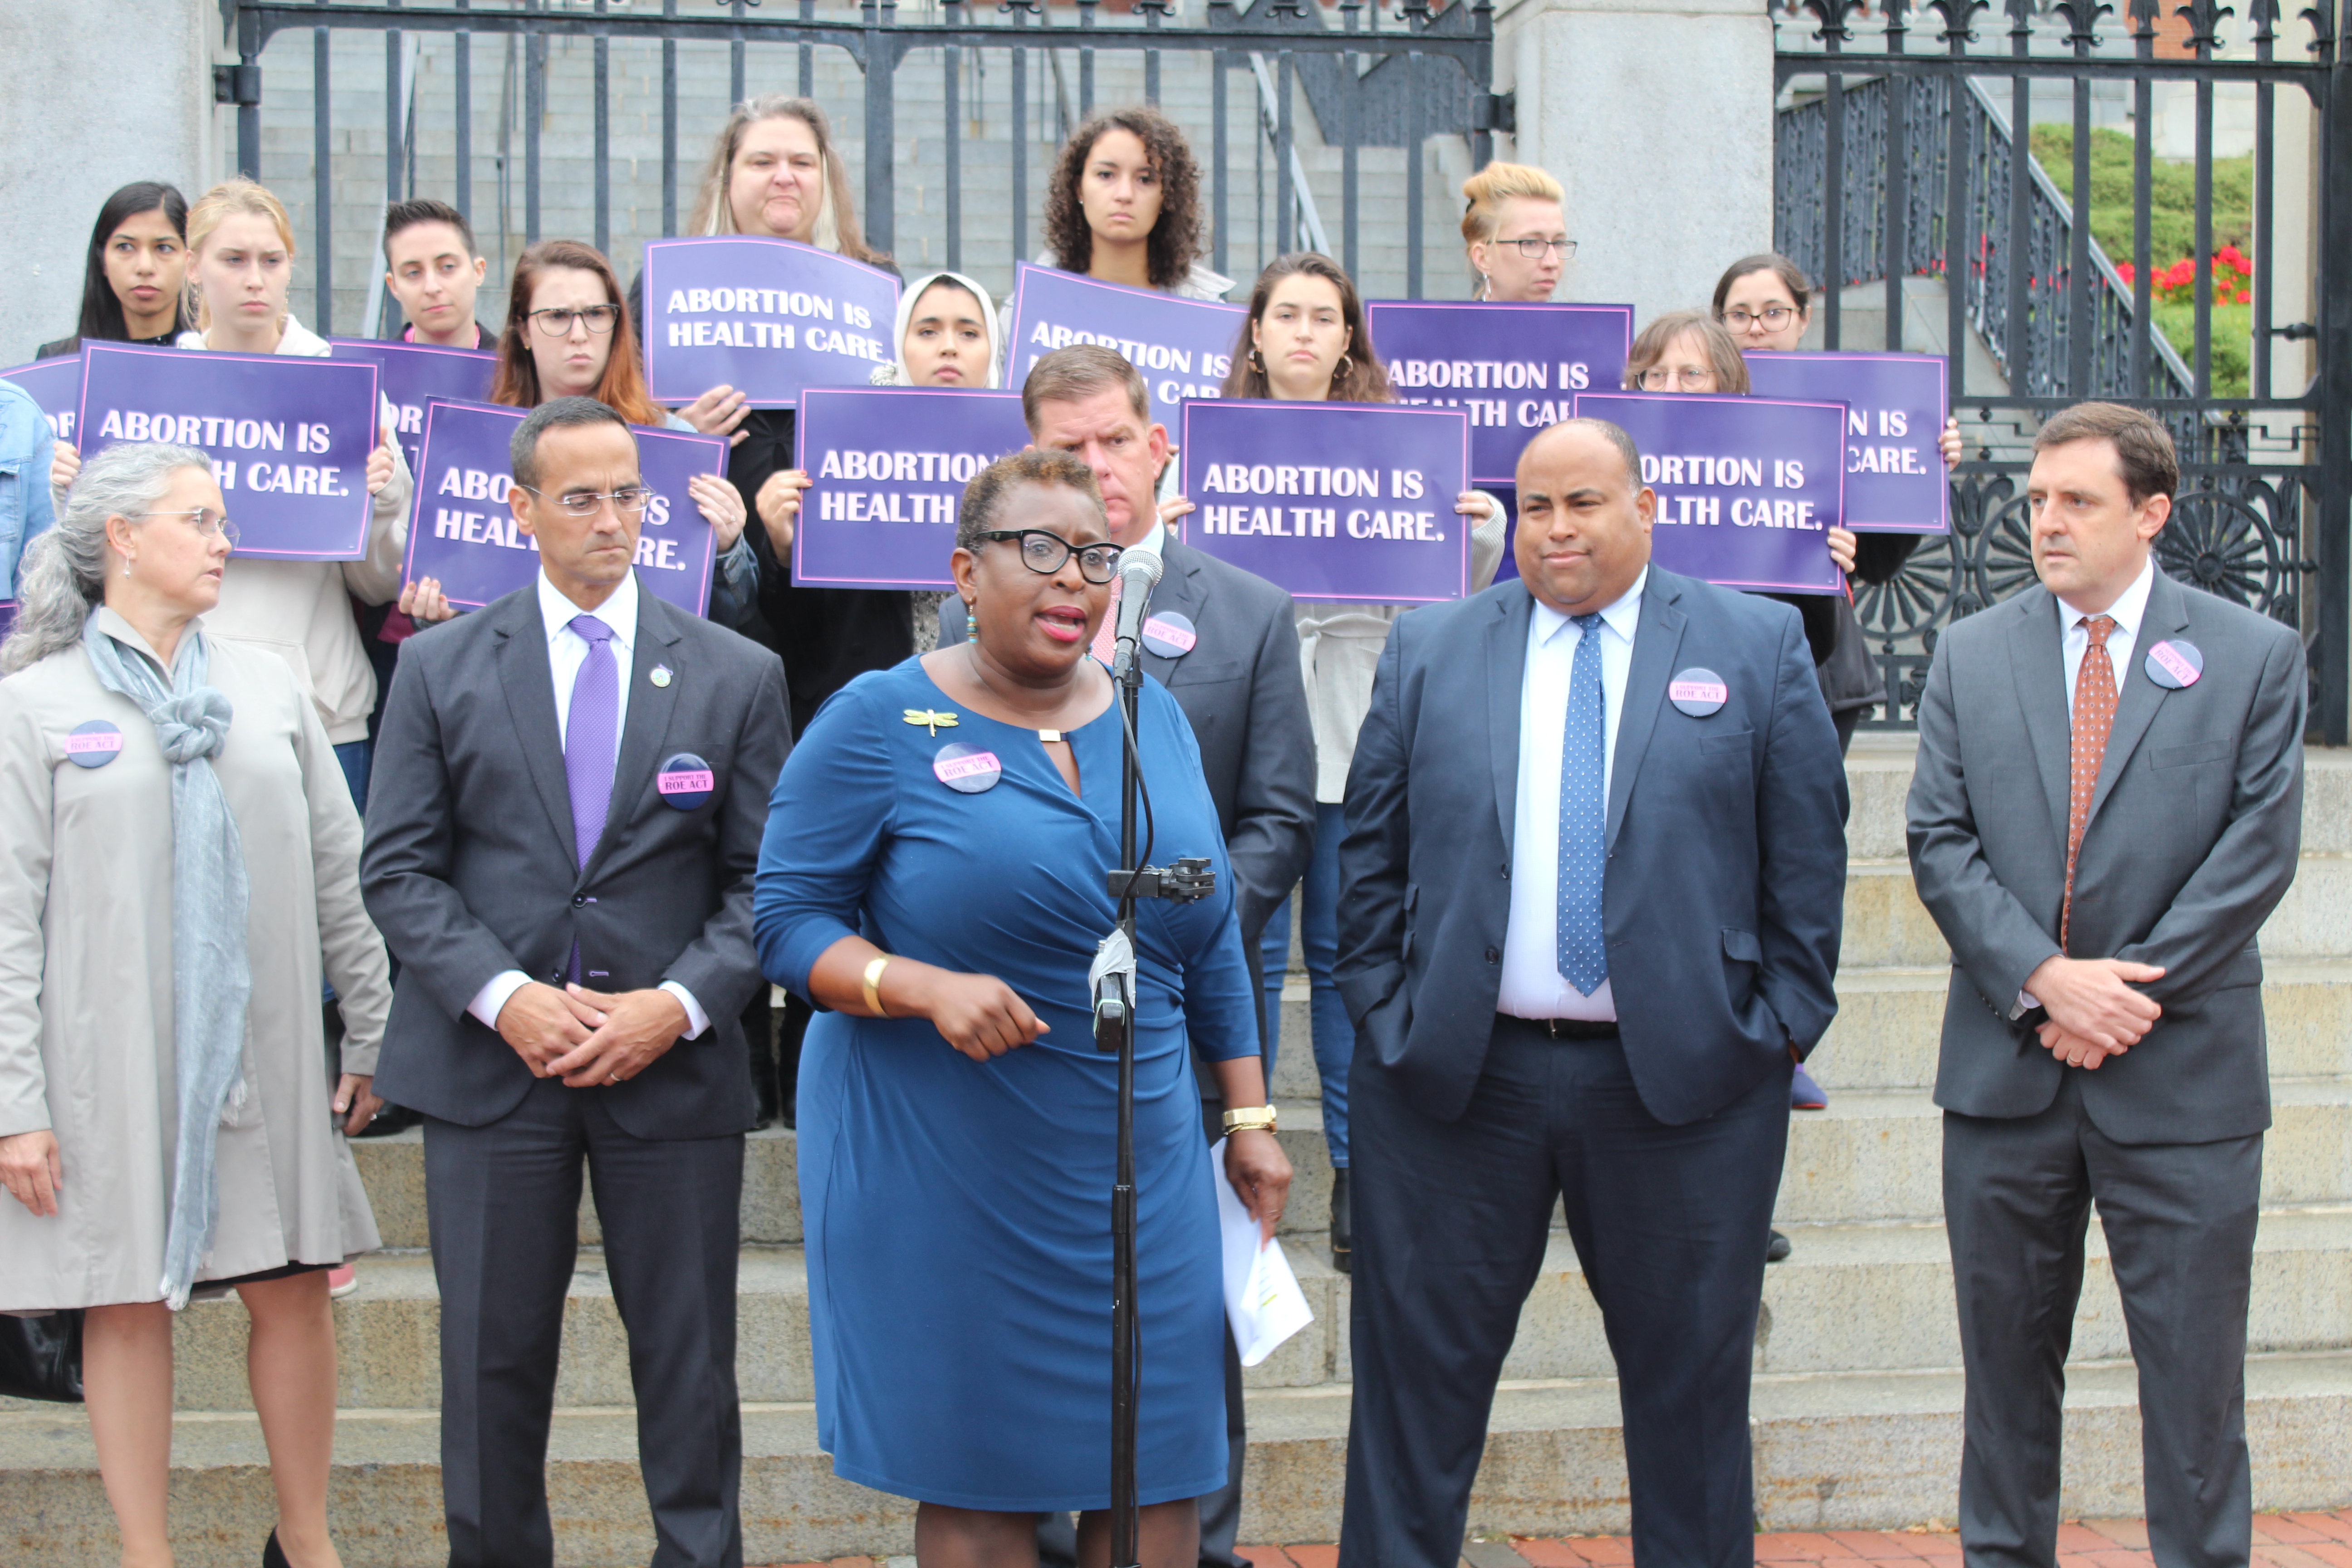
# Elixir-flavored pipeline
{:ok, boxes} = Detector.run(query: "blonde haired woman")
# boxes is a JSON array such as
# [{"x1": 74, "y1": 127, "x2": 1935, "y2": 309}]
[
  {"x1": 49, "y1": 177, "x2": 412, "y2": 812},
  {"x1": 0, "y1": 442, "x2": 391, "y2": 1568},
  {"x1": 1459, "y1": 161, "x2": 1572, "y2": 302}
]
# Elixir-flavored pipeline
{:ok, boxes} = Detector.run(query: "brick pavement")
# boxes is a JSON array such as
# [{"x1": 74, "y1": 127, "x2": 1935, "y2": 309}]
[{"x1": 750, "y1": 1509, "x2": 2352, "y2": 1568}]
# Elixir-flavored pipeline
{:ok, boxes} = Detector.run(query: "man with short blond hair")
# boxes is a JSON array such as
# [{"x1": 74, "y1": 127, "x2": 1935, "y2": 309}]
[{"x1": 1909, "y1": 400, "x2": 2305, "y2": 1568}]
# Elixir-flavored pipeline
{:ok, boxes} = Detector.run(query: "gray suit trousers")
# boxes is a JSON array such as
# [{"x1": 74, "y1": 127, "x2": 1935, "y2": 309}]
[
  {"x1": 425, "y1": 1076, "x2": 746, "y2": 1568},
  {"x1": 1943, "y1": 1073, "x2": 2261, "y2": 1568}
]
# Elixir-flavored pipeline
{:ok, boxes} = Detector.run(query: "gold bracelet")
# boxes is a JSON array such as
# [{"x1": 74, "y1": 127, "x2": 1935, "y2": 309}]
[
  {"x1": 862, "y1": 955, "x2": 892, "y2": 1019},
  {"x1": 1221, "y1": 1104, "x2": 1279, "y2": 1134}
]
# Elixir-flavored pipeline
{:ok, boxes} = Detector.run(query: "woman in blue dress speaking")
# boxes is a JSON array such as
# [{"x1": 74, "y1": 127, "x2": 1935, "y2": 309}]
[{"x1": 755, "y1": 449, "x2": 1290, "y2": 1568}]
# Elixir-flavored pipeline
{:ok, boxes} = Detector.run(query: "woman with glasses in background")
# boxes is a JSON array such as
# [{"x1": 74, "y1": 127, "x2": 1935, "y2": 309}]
[
  {"x1": 392, "y1": 239, "x2": 754, "y2": 629},
  {"x1": 1460, "y1": 162, "x2": 1574, "y2": 304}
]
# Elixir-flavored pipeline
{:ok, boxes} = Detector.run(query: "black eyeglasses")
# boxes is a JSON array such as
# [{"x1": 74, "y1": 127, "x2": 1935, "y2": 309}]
[
  {"x1": 1720, "y1": 305, "x2": 1798, "y2": 331},
  {"x1": 977, "y1": 529, "x2": 1123, "y2": 584},
  {"x1": 529, "y1": 304, "x2": 621, "y2": 337}
]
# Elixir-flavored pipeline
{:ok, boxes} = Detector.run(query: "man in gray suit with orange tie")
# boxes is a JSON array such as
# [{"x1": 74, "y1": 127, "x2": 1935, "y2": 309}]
[
  {"x1": 363, "y1": 396, "x2": 793, "y2": 1568},
  {"x1": 1908, "y1": 402, "x2": 2305, "y2": 1568}
]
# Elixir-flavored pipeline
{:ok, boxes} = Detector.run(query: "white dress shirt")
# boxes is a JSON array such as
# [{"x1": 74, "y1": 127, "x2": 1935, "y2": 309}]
[
  {"x1": 1497, "y1": 569, "x2": 1647, "y2": 1021},
  {"x1": 466, "y1": 570, "x2": 710, "y2": 1040},
  {"x1": 2015, "y1": 553, "x2": 2159, "y2": 1017},
  {"x1": 2059, "y1": 552, "x2": 2156, "y2": 719}
]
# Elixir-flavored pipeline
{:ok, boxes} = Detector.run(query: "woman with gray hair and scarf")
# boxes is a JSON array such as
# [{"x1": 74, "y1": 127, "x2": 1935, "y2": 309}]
[{"x1": 0, "y1": 442, "x2": 391, "y2": 1568}]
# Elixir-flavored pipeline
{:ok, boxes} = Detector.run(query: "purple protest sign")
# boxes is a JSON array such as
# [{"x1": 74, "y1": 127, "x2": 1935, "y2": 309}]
[
  {"x1": 78, "y1": 342, "x2": 381, "y2": 562},
  {"x1": 792, "y1": 386, "x2": 1032, "y2": 590},
  {"x1": 1571, "y1": 391, "x2": 1846, "y2": 594},
  {"x1": 328, "y1": 338, "x2": 498, "y2": 480},
  {"x1": 1742, "y1": 351, "x2": 1950, "y2": 534},
  {"x1": 1179, "y1": 398, "x2": 1470, "y2": 603},
  {"x1": 1, "y1": 355, "x2": 86, "y2": 446},
  {"x1": 1366, "y1": 301, "x2": 1632, "y2": 485},
  {"x1": 1003, "y1": 264, "x2": 1245, "y2": 412},
  {"x1": 641, "y1": 236, "x2": 899, "y2": 407},
  {"x1": 404, "y1": 397, "x2": 722, "y2": 614}
]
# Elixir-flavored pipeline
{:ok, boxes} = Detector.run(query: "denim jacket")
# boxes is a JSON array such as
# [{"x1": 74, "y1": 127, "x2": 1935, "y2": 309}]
[{"x1": 0, "y1": 379, "x2": 58, "y2": 603}]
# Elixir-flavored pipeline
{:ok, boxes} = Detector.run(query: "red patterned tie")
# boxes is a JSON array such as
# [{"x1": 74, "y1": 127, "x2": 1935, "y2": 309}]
[
  {"x1": 2063, "y1": 614, "x2": 2118, "y2": 949},
  {"x1": 1090, "y1": 574, "x2": 1124, "y2": 665}
]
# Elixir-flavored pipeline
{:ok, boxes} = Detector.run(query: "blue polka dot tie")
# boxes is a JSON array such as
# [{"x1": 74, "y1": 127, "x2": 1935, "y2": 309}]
[{"x1": 1557, "y1": 613, "x2": 1608, "y2": 995}]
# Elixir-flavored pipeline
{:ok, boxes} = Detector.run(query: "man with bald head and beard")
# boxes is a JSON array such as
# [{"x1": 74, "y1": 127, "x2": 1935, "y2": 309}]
[{"x1": 1334, "y1": 418, "x2": 1849, "y2": 1568}]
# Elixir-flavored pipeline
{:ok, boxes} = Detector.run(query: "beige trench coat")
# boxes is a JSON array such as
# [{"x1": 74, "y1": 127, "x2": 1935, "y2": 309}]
[{"x1": 0, "y1": 609, "x2": 390, "y2": 1310}]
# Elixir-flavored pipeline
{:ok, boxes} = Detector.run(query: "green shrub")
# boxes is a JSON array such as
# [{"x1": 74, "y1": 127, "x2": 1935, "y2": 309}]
[{"x1": 2030, "y1": 126, "x2": 2254, "y2": 395}]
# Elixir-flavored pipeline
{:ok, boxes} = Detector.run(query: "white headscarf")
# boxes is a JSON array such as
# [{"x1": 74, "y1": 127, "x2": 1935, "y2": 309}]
[{"x1": 887, "y1": 270, "x2": 1002, "y2": 389}]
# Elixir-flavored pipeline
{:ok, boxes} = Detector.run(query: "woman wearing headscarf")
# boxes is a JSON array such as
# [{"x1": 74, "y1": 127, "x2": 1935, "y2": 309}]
[{"x1": 0, "y1": 441, "x2": 392, "y2": 1568}]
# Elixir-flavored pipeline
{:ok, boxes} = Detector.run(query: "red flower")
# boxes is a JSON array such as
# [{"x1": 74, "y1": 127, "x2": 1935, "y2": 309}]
[
  {"x1": 2234, "y1": 288, "x2": 2252, "y2": 304},
  {"x1": 2117, "y1": 262, "x2": 2137, "y2": 284}
]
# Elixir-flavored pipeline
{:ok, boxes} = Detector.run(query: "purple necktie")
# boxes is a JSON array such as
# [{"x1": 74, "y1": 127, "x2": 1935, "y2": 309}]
[{"x1": 564, "y1": 614, "x2": 619, "y2": 869}]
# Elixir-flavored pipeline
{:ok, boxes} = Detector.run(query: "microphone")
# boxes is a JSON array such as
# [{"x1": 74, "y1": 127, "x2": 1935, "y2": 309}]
[{"x1": 1110, "y1": 546, "x2": 1163, "y2": 680}]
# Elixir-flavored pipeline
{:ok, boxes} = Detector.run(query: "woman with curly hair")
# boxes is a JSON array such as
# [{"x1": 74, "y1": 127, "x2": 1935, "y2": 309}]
[{"x1": 1040, "y1": 106, "x2": 1231, "y2": 301}]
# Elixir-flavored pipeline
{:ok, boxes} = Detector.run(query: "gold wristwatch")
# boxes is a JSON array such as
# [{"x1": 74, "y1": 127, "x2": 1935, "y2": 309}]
[{"x1": 1221, "y1": 1104, "x2": 1279, "y2": 1134}]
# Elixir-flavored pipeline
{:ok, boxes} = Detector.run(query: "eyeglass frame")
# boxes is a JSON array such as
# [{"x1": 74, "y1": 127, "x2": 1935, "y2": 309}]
[
  {"x1": 515, "y1": 484, "x2": 655, "y2": 519},
  {"x1": 974, "y1": 528, "x2": 1125, "y2": 585},
  {"x1": 1719, "y1": 304, "x2": 1798, "y2": 330},
  {"x1": 528, "y1": 304, "x2": 622, "y2": 338},
  {"x1": 133, "y1": 508, "x2": 240, "y2": 545},
  {"x1": 1636, "y1": 366, "x2": 1717, "y2": 392},
  {"x1": 1502, "y1": 236, "x2": 1578, "y2": 261}
]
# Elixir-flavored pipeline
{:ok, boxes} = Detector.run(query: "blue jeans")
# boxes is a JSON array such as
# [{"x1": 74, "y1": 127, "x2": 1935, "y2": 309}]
[{"x1": 1259, "y1": 801, "x2": 1351, "y2": 1167}]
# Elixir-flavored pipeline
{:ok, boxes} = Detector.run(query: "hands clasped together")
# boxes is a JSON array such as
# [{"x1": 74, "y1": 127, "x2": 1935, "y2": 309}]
[
  {"x1": 2024, "y1": 953, "x2": 2168, "y2": 1071},
  {"x1": 496, "y1": 980, "x2": 692, "y2": 1088}
]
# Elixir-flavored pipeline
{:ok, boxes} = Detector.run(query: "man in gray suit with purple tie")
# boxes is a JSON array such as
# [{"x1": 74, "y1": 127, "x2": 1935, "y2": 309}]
[{"x1": 363, "y1": 397, "x2": 794, "y2": 1568}]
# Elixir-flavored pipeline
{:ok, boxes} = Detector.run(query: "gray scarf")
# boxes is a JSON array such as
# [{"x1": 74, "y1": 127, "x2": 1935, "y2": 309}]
[{"x1": 82, "y1": 611, "x2": 252, "y2": 1310}]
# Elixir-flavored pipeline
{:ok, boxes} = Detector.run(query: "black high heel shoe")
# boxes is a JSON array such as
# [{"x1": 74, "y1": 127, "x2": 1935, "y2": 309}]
[{"x1": 262, "y1": 1528, "x2": 291, "y2": 1568}]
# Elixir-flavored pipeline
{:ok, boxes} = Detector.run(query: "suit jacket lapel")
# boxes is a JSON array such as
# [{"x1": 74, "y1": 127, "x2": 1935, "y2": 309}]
[
  {"x1": 583, "y1": 582, "x2": 685, "y2": 886},
  {"x1": 1605, "y1": 573, "x2": 1686, "y2": 852},
  {"x1": 2085, "y1": 569, "x2": 2185, "y2": 826},
  {"x1": 1487, "y1": 583, "x2": 1535, "y2": 860},
  {"x1": 2006, "y1": 585, "x2": 2075, "y2": 846},
  {"x1": 494, "y1": 590, "x2": 576, "y2": 860},
  {"x1": 1140, "y1": 541, "x2": 1207, "y2": 681}
]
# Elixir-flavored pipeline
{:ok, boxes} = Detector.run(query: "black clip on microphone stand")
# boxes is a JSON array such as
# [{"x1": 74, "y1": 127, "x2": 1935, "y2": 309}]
[{"x1": 1094, "y1": 620, "x2": 1215, "y2": 1568}]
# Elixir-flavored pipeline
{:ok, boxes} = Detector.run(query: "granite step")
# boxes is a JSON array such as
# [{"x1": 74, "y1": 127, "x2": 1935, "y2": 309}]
[
  {"x1": 8, "y1": 1352, "x2": 2351, "y2": 1564},
  {"x1": 142, "y1": 1203, "x2": 2352, "y2": 1412}
]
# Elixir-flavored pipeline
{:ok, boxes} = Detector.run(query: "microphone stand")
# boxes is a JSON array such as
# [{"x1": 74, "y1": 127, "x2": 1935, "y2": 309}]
[{"x1": 1094, "y1": 611, "x2": 1214, "y2": 1568}]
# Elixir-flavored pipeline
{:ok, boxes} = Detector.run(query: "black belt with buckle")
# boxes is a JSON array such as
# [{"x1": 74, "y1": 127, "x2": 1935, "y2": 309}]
[{"x1": 1504, "y1": 1014, "x2": 1619, "y2": 1040}]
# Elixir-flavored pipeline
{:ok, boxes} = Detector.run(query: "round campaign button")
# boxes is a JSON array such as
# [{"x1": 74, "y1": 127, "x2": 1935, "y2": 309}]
[
  {"x1": 933, "y1": 741, "x2": 1003, "y2": 794},
  {"x1": 2143, "y1": 638, "x2": 2203, "y2": 690},
  {"x1": 1667, "y1": 667, "x2": 1730, "y2": 717},
  {"x1": 1141, "y1": 611, "x2": 1198, "y2": 660},
  {"x1": 656, "y1": 751, "x2": 715, "y2": 810},
  {"x1": 64, "y1": 720, "x2": 124, "y2": 769}
]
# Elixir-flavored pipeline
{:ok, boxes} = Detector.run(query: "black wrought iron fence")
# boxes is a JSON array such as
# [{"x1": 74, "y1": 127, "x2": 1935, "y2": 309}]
[
  {"x1": 1770, "y1": 0, "x2": 2350, "y2": 741},
  {"x1": 217, "y1": 0, "x2": 1507, "y2": 333}
]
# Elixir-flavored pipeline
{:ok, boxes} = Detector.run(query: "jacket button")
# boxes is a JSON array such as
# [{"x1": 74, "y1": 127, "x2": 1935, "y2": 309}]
[
  {"x1": 1500, "y1": 862, "x2": 1510, "y2": 878},
  {"x1": 1485, "y1": 947, "x2": 1499, "y2": 964},
  {"x1": 573, "y1": 895, "x2": 587, "y2": 907}
]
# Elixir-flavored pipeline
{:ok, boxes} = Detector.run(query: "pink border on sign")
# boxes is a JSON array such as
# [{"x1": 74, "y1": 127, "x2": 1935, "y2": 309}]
[
  {"x1": 791, "y1": 385, "x2": 1030, "y2": 591},
  {"x1": 1177, "y1": 397, "x2": 1473, "y2": 606},
  {"x1": 1572, "y1": 390, "x2": 1849, "y2": 596},
  {"x1": 78, "y1": 341, "x2": 380, "y2": 563},
  {"x1": 326, "y1": 337, "x2": 499, "y2": 374},
  {"x1": 1743, "y1": 349, "x2": 1951, "y2": 535},
  {"x1": 1363, "y1": 300, "x2": 1636, "y2": 484},
  {"x1": 1002, "y1": 263, "x2": 1250, "y2": 398},
  {"x1": 640, "y1": 235, "x2": 902, "y2": 407},
  {"x1": 402, "y1": 396, "x2": 724, "y2": 614}
]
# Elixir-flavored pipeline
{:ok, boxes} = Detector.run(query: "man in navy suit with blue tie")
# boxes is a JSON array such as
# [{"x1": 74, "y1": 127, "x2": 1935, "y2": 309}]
[{"x1": 1334, "y1": 418, "x2": 1849, "y2": 1568}]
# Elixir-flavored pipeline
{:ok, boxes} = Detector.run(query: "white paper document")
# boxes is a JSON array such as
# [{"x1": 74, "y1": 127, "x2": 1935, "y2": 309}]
[{"x1": 1210, "y1": 1137, "x2": 1314, "y2": 1367}]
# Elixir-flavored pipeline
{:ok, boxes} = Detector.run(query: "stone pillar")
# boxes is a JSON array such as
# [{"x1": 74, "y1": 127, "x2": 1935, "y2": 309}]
[
  {"x1": 1491, "y1": 0, "x2": 1777, "y2": 326},
  {"x1": 0, "y1": 0, "x2": 229, "y2": 362}
]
